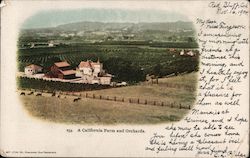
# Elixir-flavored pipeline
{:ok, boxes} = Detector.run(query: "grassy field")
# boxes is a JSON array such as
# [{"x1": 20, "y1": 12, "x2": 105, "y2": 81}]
[
  {"x1": 83, "y1": 72, "x2": 197, "y2": 106},
  {"x1": 19, "y1": 72, "x2": 198, "y2": 124},
  {"x1": 21, "y1": 96, "x2": 188, "y2": 124}
]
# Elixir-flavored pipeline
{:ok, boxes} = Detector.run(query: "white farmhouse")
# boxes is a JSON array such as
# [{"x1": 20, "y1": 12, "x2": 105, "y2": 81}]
[
  {"x1": 76, "y1": 60, "x2": 103, "y2": 77},
  {"x1": 76, "y1": 59, "x2": 112, "y2": 85},
  {"x1": 25, "y1": 64, "x2": 43, "y2": 75}
]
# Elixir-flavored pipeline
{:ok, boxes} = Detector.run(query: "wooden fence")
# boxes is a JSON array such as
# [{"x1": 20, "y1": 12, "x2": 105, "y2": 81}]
[{"x1": 19, "y1": 89, "x2": 191, "y2": 110}]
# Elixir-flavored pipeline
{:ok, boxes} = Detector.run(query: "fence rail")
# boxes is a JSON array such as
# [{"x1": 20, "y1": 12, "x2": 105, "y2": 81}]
[{"x1": 18, "y1": 88, "x2": 191, "y2": 110}]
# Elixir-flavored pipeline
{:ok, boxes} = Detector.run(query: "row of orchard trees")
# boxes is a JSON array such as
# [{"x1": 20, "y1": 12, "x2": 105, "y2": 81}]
[
  {"x1": 17, "y1": 77, "x2": 111, "y2": 92},
  {"x1": 18, "y1": 44, "x2": 199, "y2": 83}
]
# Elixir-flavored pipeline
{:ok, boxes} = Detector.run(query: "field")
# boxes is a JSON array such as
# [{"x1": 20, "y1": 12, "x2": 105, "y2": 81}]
[
  {"x1": 85, "y1": 72, "x2": 197, "y2": 106},
  {"x1": 19, "y1": 72, "x2": 197, "y2": 124}
]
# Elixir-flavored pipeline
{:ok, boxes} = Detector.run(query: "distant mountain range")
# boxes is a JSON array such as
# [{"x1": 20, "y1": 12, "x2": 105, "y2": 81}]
[
  {"x1": 57, "y1": 21, "x2": 194, "y2": 32},
  {"x1": 23, "y1": 21, "x2": 194, "y2": 32},
  {"x1": 19, "y1": 21, "x2": 196, "y2": 43}
]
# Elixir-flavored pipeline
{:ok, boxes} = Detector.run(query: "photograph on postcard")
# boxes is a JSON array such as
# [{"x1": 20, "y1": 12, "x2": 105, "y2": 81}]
[{"x1": 17, "y1": 9, "x2": 199, "y2": 124}]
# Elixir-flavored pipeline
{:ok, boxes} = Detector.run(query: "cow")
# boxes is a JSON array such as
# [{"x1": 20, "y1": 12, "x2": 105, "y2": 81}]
[
  {"x1": 28, "y1": 91, "x2": 34, "y2": 95},
  {"x1": 51, "y1": 92, "x2": 56, "y2": 97},
  {"x1": 36, "y1": 93, "x2": 42, "y2": 96},
  {"x1": 73, "y1": 97, "x2": 81, "y2": 102}
]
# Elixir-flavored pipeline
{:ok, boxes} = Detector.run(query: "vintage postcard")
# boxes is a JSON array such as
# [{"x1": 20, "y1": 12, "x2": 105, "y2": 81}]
[{"x1": 0, "y1": 0, "x2": 249, "y2": 157}]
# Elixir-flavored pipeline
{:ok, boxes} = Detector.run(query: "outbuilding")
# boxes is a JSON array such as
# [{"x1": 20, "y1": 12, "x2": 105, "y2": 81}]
[{"x1": 24, "y1": 64, "x2": 43, "y2": 75}]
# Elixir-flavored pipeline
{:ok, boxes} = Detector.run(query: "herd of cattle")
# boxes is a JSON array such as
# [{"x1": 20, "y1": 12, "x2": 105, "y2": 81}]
[{"x1": 19, "y1": 91, "x2": 81, "y2": 102}]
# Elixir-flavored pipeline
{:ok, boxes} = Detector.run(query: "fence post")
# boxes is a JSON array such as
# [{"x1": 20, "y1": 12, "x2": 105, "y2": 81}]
[
  {"x1": 153, "y1": 101, "x2": 156, "y2": 105},
  {"x1": 86, "y1": 93, "x2": 88, "y2": 98},
  {"x1": 166, "y1": 102, "x2": 170, "y2": 107},
  {"x1": 107, "y1": 96, "x2": 109, "y2": 100},
  {"x1": 161, "y1": 102, "x2": 164, "y2": 106},
  {"x1": 188, "y1": 105, "x2": 191, "y2": 109},
  {"x1": 100, "y1": 95, "x2": 102, "y2": 99},
  {"x1": 137, "y1": 98, "x2": 139, "y2": 104},
  {"x1": 122, "y1": 98, "x2": 124, "y2": 102},
  {"x1": 93, "y1": 94, "x2": 95, "y2": 99},
  {"x1": 179, "y1": 104, "x2": 182, "y2": 109},
  {"x1": 114, "y1": 96, "x2": 116, "y2": 101},
  {"x1": 129, "y1": 99, "x2": 131, "y2": 103},
  {"x1": 171, "y1": 103, "x2": 173, "y2": 108},
  {"x1": 145, "y1": 100, "x2": 147, "y2": 105}
]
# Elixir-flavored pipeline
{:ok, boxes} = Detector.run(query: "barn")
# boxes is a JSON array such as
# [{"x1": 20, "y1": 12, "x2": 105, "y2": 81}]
[{"x1": 50, "y1": 61, "x2": 76, "y2": 79}]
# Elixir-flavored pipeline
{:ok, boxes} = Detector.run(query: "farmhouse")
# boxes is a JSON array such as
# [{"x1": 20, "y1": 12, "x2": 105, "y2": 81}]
[
  {"x1": 50, "y1": 61, "x2": 76, "y2": 79},
  {"x1": 76, "y1": 59, "x2": 112, "y2": 85},
  {"x1": 77, "y1": 59, "x2": 103, "y2": 77},
  {"x1": 25, "y1": 64, "x2": 43, "y2": 75}
]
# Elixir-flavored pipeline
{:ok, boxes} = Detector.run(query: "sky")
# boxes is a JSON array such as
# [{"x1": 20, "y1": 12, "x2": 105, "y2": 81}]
[{"x1": 21, "y1": 8, "x2": 190, "y2": 29}]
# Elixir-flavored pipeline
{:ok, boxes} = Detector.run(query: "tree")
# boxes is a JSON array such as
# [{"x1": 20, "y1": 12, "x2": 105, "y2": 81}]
[
  {"x1": 152, "y1": 64, "x2": 163, "y2": 77},
  {"x1": 187, "y1": 37, "x2": 194, "y2": 43},
  {"x1": 42, "y1": 57, "x2": 61, "y2": 72},
  {"x1": 103, "y1": 57, "x2": 144, "y2": 83}
]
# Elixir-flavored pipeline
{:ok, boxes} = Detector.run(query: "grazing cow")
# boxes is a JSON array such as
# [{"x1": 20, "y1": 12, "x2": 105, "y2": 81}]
[
  {"x1": 20, "y1": 92, "x2": 25, "y2": 96},
  {"x1": 51, "y1": 92, "x2": 56, "y2": 97},
  {"x1": 28, "y1": 91, "x2": 34, "y2": 95},
  {"x1": 36, "y1": 93, "x2": 42, "y2": 96},
  {"x1": 73, "y1": 97, "x2": 81, "y2": 102}
]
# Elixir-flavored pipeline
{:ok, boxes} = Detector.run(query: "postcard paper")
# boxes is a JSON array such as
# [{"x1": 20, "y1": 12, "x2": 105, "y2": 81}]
[{"x1": 0, "y1": 0, "x2": 249, "y2": 157}]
